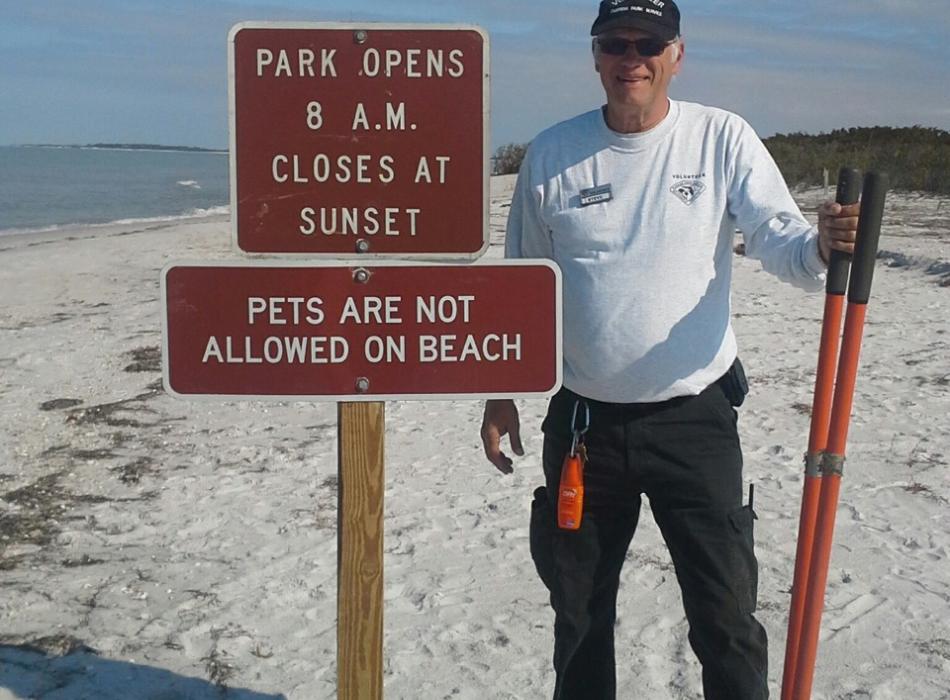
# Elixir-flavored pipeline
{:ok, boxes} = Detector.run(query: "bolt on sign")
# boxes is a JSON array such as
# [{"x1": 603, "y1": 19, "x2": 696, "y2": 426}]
[
  {"x1": 162, "y1": 261, "x2": 562, "y2": 400},
  {"x1": 228, "y1": 23, "x2": 489, "y2": 257}
]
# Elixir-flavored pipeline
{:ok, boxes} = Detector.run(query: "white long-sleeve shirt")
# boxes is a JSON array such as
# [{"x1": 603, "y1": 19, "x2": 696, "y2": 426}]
[{"x1": 506, "y1": 99, "x2": 826, "y2": 403}]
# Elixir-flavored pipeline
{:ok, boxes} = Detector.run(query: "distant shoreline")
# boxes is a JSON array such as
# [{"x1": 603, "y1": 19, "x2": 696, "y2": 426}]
[{"x1": 13, "y1": 143, "x2": 227, "y2": 154}]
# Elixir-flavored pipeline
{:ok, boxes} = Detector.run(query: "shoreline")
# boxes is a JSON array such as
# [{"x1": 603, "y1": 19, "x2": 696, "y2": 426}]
[{"x1": 0, "y1": 208, "x2": 231, "y2": 248}]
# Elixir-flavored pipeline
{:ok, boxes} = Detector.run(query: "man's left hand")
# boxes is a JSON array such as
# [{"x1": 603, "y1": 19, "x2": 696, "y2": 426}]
[{"x1": 817, "y1": 201, "x2": 861, "y2": 264}]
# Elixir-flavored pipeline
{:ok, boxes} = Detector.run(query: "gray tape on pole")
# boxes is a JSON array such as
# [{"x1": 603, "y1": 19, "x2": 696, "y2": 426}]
[
  {"x1": 820, "y1": 452, "x2": 846, "y2": 477},
  {"x1": 804, "y1": 451, "x2": 823, "y2": 477}
]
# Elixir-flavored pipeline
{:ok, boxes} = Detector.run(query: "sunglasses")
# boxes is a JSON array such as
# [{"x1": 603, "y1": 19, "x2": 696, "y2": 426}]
[{"x1": 596, "y1": 36, "x2": 670, "y2": 57}]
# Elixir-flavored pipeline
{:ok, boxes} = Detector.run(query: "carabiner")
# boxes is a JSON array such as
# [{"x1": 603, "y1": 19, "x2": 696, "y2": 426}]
[
  {"x1": 569, "y1": 399, "x2": 590, "y2": 456},
  {"x1": 570, "y1": 399, "x2": 590, "y2": 436}
]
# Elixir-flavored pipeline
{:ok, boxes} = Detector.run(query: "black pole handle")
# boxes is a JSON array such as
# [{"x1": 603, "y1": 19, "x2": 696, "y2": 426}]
[
  {"x1": 826, "y1": 167, "x2": 862, "y2": 295},
  {"x1": 847, "y1": 172, "x2": 889, "y2": 305}
]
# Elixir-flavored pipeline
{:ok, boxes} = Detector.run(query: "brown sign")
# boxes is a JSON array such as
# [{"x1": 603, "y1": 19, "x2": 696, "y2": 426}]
[
  {"x1": 162, "y1": 262, "x2": 561, "y2": 400},
  {"x1": 228, "y1": 23, "x2": 489, "y2": 257}
]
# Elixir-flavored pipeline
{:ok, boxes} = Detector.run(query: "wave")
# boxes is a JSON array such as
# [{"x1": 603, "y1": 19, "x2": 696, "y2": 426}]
[
  {"x1": 177, "y1": 180, "x2": 201, "y2": 189},
  {"x1": 0, "y1": 205, "x2": 230, "y2": 239},
  {"x1": 111, "y1": 205, "x2": 229, "y2": 225}
]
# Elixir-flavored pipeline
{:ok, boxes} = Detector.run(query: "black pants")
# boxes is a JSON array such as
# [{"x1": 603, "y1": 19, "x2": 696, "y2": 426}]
[{"x1": 529, "y1": 381, "x2": 768, "y2": 700}]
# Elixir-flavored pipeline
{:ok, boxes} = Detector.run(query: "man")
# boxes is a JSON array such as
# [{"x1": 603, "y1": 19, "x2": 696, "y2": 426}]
[{"x1": 479, "y1": 1, "x2": 861, "y2": 698}]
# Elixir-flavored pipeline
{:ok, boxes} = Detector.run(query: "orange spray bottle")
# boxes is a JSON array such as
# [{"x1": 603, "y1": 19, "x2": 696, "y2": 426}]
[{"x1": 558, "y1": 400, "x2": 589, "y2": 531}]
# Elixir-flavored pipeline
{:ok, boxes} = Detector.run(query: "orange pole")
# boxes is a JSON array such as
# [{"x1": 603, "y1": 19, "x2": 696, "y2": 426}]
[
  {"x1": 791, "y1": 172, "x2": 888, "y2": 699},
  {"x1": 792, "y1": 307, "x2": 865, "y2": 700},
  {"x1": 781, "y1": 168, "x2": 861, "y2": 700},
  {"x1": 780, "y1": 294, "x2": 844, "y2": 699}
]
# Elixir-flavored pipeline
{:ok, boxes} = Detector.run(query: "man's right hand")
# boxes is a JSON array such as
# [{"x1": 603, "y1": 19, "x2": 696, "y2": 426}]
[{"x1": 480, "y1": 399, "x2": 524, "y2": 475}]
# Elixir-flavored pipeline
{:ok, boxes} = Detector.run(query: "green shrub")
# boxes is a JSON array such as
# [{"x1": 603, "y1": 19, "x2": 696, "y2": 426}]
[
  {"x1": 492, "y1": 143, "x2": 528, "y2": 175},
  {"x1": 764, "y1": 126, "x2": 950, "y2": 194}
]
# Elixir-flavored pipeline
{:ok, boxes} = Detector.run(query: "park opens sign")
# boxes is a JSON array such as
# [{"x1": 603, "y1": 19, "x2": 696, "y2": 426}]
[{"x1": 229, "y1": 23, "x2": 489, "y2": 257}]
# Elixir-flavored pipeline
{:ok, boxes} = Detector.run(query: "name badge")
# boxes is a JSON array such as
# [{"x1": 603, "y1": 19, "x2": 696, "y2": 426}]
[{"x1": 579, "y1": 184, "x2": 612, "y2": 207}]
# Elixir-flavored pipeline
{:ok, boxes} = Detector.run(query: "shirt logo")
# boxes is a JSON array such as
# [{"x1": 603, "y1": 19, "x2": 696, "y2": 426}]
[
  {"x1": 670, "y1": 179, "x2": 706, "y2": 206},
  {"x1": 579, "y1": 184, "x2": 612, "y2": 207}
]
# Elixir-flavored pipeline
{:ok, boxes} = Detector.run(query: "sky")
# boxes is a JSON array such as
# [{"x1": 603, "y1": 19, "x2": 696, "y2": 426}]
[{"x1": 1, "y1": 0, "x2": 948, "y2": 150}]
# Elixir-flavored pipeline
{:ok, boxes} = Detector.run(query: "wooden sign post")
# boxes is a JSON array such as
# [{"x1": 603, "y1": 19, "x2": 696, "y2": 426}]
[{"x1": 337, "y1": 401, "x2": 385, "y2": 699}]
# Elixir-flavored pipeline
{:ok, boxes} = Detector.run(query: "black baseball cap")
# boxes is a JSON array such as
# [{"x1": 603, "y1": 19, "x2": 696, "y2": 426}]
[{"x1": 590, "y1": 0, "x2": 681, "y2": 41}]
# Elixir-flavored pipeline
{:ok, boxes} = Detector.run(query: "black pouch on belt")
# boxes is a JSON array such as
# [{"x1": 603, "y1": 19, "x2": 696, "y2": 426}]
[{"x1": 718, "y1": 357, "x2": 749, "y2": 407}]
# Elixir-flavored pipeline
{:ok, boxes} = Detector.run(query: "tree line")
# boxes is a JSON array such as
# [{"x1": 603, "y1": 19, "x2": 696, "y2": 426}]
[{"x1": 492, "y1": 126, "x2": 950, "y2": 194}]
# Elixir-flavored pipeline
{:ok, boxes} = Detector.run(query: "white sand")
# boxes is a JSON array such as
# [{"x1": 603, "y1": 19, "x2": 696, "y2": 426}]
[{"x1": 1, "y1": 177, "x2": 948, "y2": 699}]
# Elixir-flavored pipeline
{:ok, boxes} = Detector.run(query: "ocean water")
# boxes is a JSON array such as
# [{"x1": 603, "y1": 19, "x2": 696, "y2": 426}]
[{"x1": 0, "y1": 146, "x2": 229, "y2": 235}]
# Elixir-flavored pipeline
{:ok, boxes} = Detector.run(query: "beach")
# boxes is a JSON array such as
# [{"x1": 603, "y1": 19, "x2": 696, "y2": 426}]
[{"x1": 1, "y1": 176, "x2": 948, "y2": 699}]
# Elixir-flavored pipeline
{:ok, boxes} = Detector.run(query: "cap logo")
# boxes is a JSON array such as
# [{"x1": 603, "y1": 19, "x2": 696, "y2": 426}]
[
  {"x1": 609, "y1": 2, "x2": 667, "y2": 18},
  {"x1": 611, "y1": 0, "x2": 666, "y2": 7}
]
